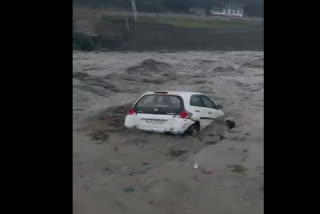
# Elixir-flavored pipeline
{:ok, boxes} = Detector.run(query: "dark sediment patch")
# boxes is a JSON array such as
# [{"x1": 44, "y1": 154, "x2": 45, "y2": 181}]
[
  {"x1": 194, "y1": 80, "x2": 207, "y2": 84},
  {"x1": 73, "y1": 72, "x2": 89, "y2": 79},
  {"x1": 142, "y1": 78, "x2": 164, "y2": 84},
  {"x1": 74, "y1": 72, "x2": 122, "y2": 93},
  {"x1": 73, "y1": 84, "x2": 109, "y2": 97},
  {"x1": 235, "y1": 81, "x2": 250, "y2": 88},
  {"x1": 82, "y1": 103, "x2": 133, "y2": 141},
  {"x1": 191, "y1": 74, "x2": 207, "y2": 78},
  {"x1": 167, "y1": 150, "x2": 188, "y2": 158},
  {"x1": 212, "y1": 66, "x2": 235, "y2": 73},
  {"x1": 127, "y1": 59, "x2": 172, "y2": 74},
  {"x1": 242, "y1": 58, "x2": 264, "y2": 68}
]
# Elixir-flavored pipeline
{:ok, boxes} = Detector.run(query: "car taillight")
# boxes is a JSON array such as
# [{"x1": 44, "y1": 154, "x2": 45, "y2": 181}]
[
  {"x1": 179, "y1": 110, "x2": 188, "y2": 118},
  {"x1": 178, "y1": 110, "x2": 193, "y2": 119},
  {"x1": 129, "y1": 109, "x2": 136, "y2": 115}
]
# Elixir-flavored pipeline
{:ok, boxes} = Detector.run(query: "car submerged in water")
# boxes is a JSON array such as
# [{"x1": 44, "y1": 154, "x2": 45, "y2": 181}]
[{"x1": 124, "y1": 91, "x2": 224, "y2": 135}]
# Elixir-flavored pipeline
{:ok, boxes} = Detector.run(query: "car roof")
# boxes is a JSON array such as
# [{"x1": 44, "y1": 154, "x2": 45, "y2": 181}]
[{"x1": 143, "y1": 91, "x2": 204, "y2": 96}]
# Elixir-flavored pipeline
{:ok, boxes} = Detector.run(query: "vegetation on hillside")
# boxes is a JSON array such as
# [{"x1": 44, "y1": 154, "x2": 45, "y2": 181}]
[
  {"x1": 73, "y1": 12, "x2": 263, "y2": 51},
  {"x1": 137, "y1": 15, "x2": 262, "y2": 29},
  {"x1": 73, "y1": 0, "x2": 263, "y2": 18}
]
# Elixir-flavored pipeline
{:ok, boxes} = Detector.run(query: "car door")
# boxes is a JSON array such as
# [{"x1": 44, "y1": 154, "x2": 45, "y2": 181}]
[
  {"x1": 200, "y1": 95, "x2": 224, "y2": 121},
  {"x1": 189, "y1": 95, "x2": 211, "y2": 130}
]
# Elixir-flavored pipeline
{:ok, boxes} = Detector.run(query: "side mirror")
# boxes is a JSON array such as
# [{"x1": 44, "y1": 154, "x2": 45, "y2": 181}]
[{"x1": 216, "y1": 105, "x2": 223, "y2": 110}]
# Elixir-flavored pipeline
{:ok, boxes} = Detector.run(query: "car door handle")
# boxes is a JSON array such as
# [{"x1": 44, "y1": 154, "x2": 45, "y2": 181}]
[
  {"x1": 208, "y1": 112, "x2": 212, "y2": 114},
  {"x1": 195, "y1": 110, "x2": 200, "y2": 112}
]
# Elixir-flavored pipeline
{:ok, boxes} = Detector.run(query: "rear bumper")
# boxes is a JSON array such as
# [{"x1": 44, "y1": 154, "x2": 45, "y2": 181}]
[{"x1": 124, "y1": 115, "x2": 194, "y2": 134}]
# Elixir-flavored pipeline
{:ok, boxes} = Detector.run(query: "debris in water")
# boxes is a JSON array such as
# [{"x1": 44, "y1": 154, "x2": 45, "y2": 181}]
[
  {"x1": 194, "y1": 161, "x2": 199, "y2": 169},
  {"x1": 219, "y1": 135, "x2": 226, "y2": 140},
  {"x1": 168, "y1": 150, "x2": 188, "y2": 158},
  {"x1": 201, "y1": 169, "x2": 213, "y2": 174},
  {"x1": 144, "y1": 165, "x2": 152, "y2": 171},
  {"x1": 122, "y1": 187, "x2": 135, "y2": 193},
  {"x1": 141, "y1": 162, "x2": 150, "y2": 165},
  {"x1": 225, "y1": 117, "x2": 236, "y2": 130},
  {"x1": 145, "y1": 178, "x2": 153, "y2": 184},
  {"x1": 227, "y1": 164, "x2": 247, "y2": 174}
]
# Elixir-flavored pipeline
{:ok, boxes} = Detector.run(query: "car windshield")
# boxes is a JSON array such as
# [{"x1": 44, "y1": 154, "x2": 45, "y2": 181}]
[{"x1": 134, "y1": 95, "x2": 183, "y2": 115}]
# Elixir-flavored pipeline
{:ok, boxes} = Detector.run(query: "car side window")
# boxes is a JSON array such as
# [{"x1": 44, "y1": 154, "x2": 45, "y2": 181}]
[
  {"x1": 190, "y1": 95, "x2": 204, "y2": 107},
  {"x1": 201, "y1": 96, "x2": 217, "y2": 109}
]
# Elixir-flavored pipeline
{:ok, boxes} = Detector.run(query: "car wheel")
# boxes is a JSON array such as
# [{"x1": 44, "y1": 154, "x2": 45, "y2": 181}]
[{"x1": 186, "y1": 123, "x2": 199, "y2": 136}]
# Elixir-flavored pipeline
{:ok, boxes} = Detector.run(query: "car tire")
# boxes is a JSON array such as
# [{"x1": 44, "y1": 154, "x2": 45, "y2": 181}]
[{"x1": 185, "y1": 123, "x2": 199, "y2": 136}]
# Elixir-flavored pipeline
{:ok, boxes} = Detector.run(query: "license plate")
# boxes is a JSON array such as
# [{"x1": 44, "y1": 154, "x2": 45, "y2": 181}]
[{"x1": 144, "y1": 120, "x2": 165, "y2": 125}]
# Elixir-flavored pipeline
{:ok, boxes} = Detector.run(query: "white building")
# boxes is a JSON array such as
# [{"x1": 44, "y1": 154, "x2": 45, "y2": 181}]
[{"x1": 210, "y1": 7, "x2": 244, "y2": 17}]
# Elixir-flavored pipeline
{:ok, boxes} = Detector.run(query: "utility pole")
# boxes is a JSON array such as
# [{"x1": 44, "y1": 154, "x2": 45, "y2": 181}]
[
  {"x1": 125, "y1": 12, "x2": 130, "y2": 32},
  {"x1": 130, "y1": 0, "x2": 138, "y2": 21}
]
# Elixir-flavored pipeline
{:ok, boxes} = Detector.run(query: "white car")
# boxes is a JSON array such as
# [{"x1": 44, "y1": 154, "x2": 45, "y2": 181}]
[{"x1": 124, "y1": 91, "x2": 224, "y2": 135}]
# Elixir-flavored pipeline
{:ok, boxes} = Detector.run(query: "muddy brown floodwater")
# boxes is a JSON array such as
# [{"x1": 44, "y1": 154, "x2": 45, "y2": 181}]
[{"x1": 73, "y1": 51, "x2": 264, "y2": 214}]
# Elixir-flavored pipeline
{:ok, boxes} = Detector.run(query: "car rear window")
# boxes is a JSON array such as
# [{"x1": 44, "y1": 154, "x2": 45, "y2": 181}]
[{"x1": 134, "y1": 95, "x2": 184, "y2": 115}]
